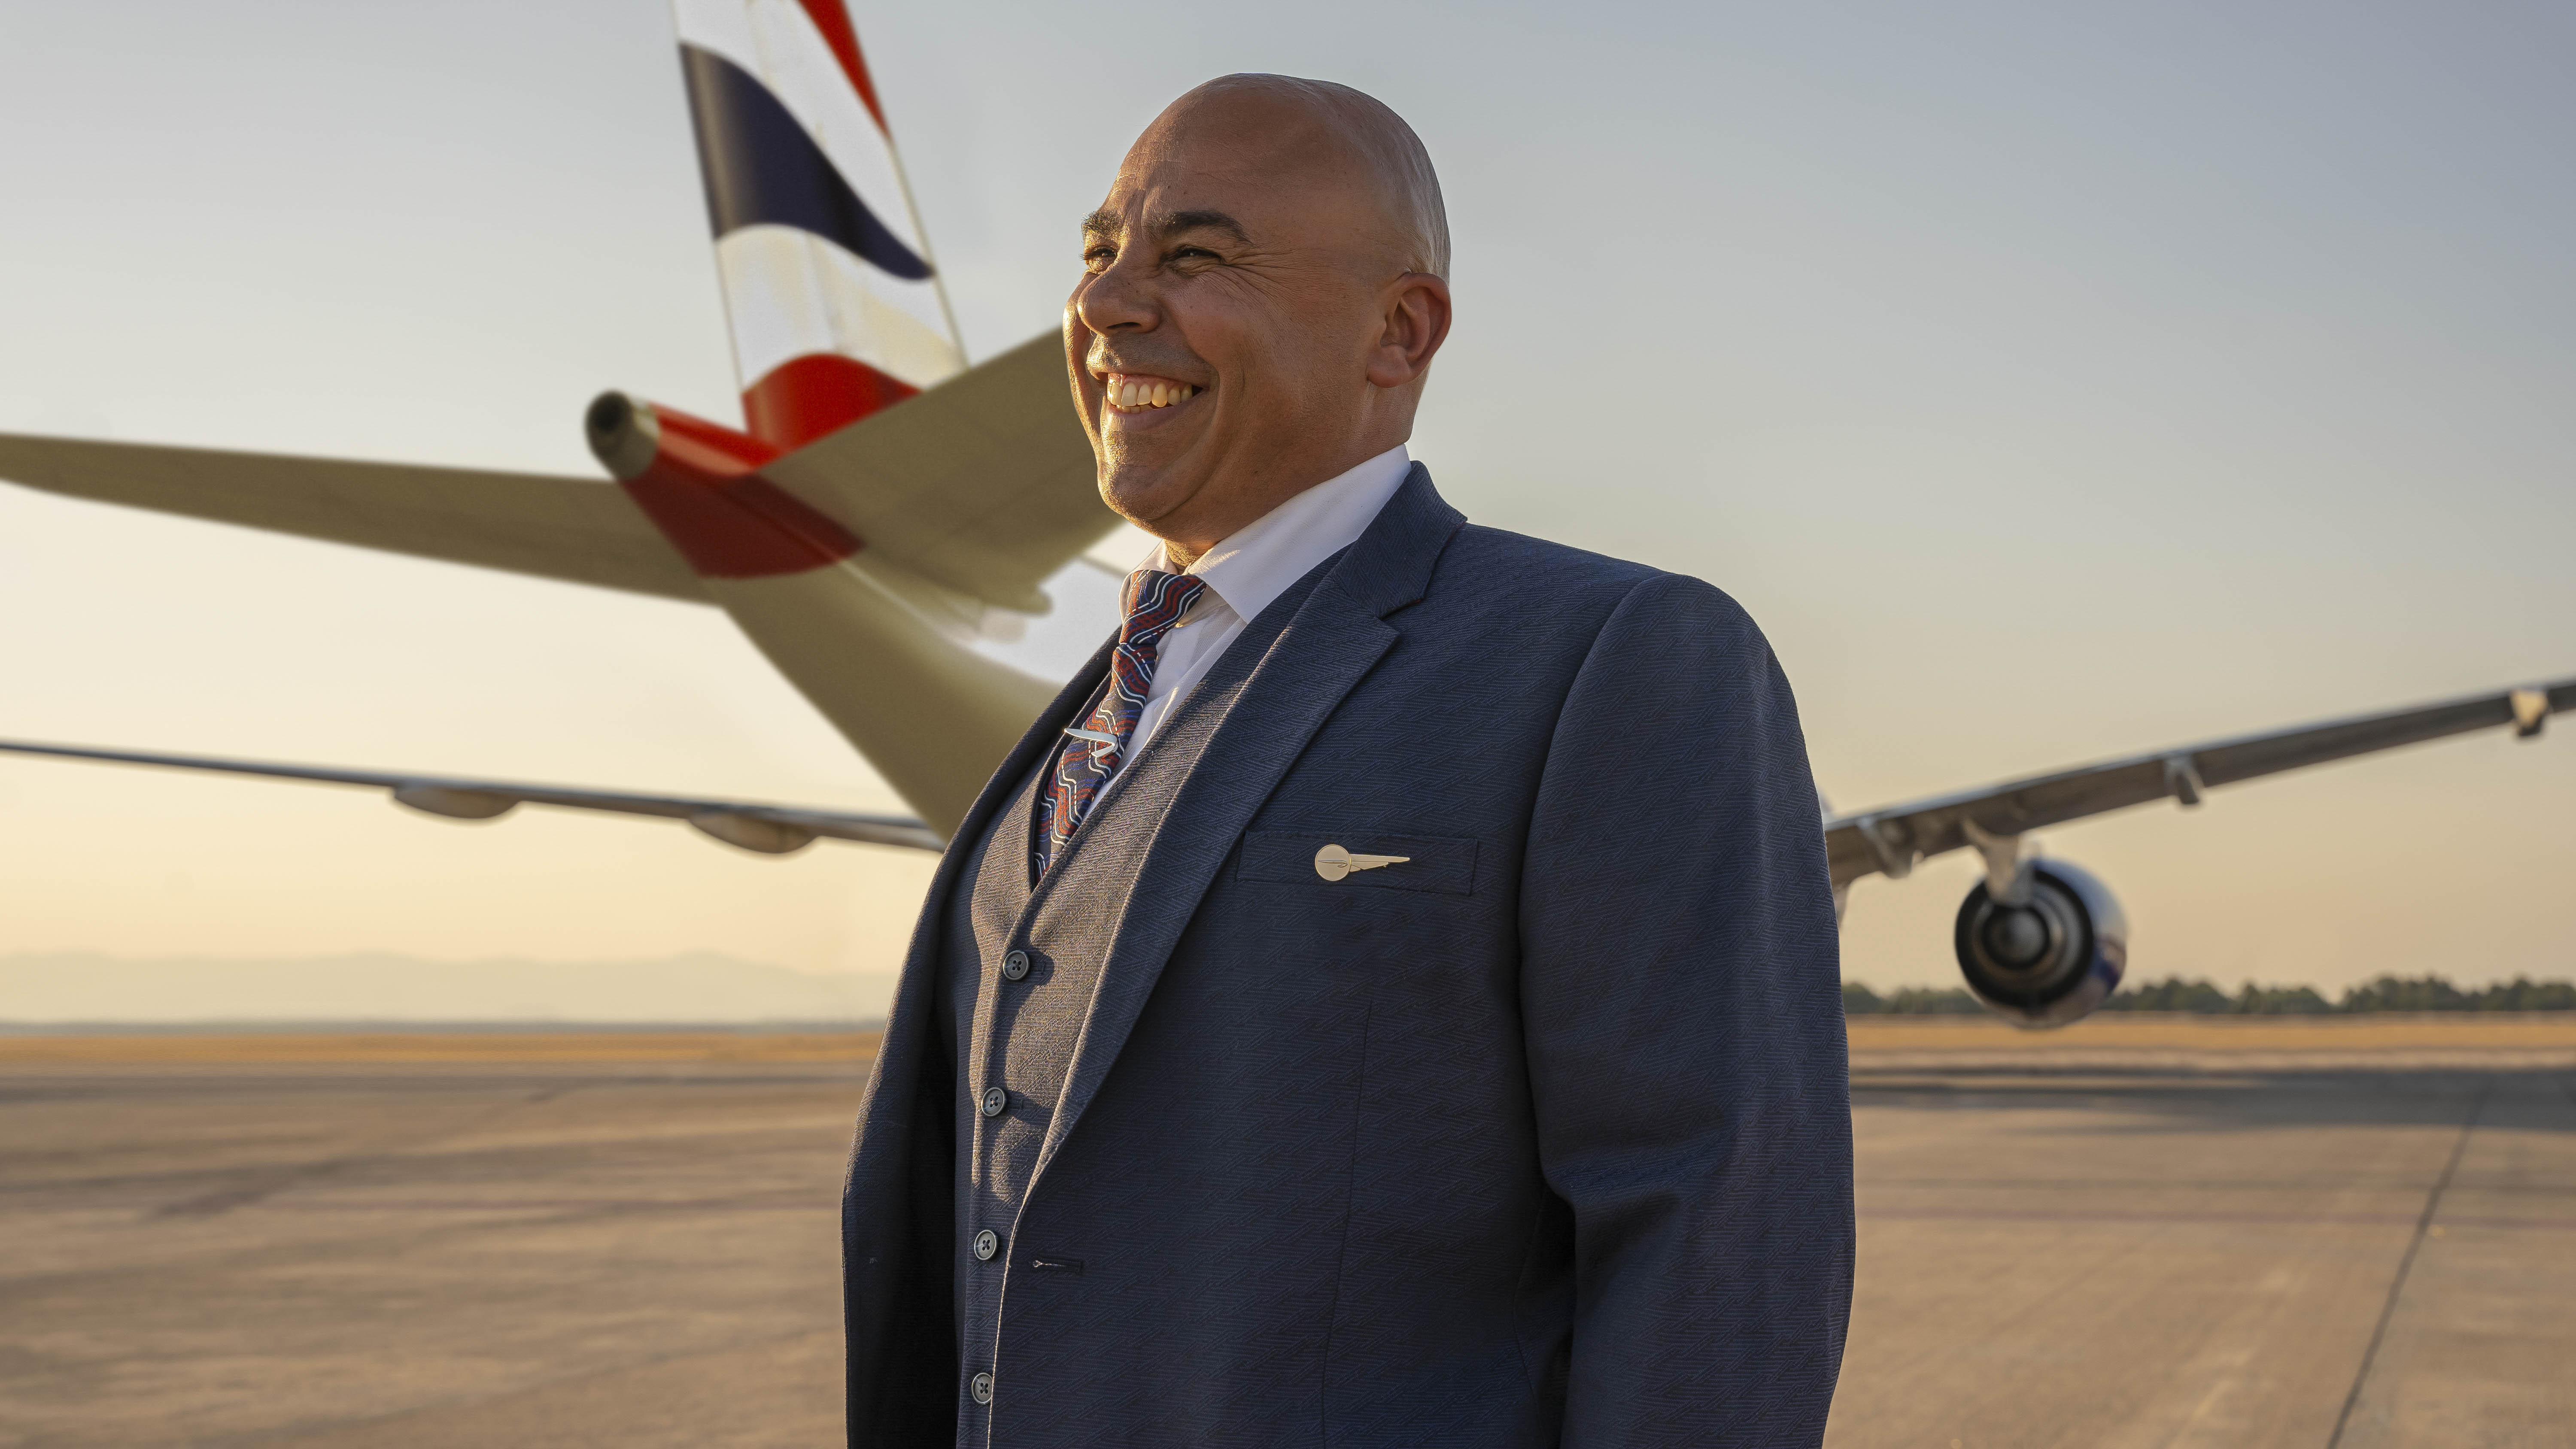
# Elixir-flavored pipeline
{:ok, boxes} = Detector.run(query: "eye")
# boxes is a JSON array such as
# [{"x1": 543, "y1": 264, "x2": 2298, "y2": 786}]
[{"x1": 1081, "y1": 244, "x2": 1116, "y2": 274}]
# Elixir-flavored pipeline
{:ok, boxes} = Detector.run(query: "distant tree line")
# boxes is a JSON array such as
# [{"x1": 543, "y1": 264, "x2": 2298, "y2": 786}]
[{"x1": 1842, "y1": 973, "x2": 2576, "y2": 1016}]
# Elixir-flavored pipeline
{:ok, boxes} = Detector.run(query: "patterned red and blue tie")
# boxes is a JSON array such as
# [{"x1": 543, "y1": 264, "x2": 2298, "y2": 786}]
[{"x1": 1032, "y1": 568, "x2": 1208, "y2": 877}]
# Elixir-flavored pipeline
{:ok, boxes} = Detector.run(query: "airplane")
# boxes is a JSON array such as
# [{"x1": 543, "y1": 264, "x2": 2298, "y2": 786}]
[{"x1": 0, "y1": 0, "x2": 2565, "y2": 1029}]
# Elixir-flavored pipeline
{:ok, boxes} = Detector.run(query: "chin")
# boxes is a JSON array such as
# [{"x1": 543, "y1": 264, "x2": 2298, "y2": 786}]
[
  {"x1": 1097, "y1": 449, "x2": 1199, "y2": 525},
  {"x1": 1095, "y1": 466, "x2": 1179, "y2": 531}
]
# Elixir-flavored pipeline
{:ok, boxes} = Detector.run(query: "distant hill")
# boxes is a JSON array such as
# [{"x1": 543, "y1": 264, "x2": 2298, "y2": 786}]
[{"x1": 0, "y1": 950, "x2": 897, "y2": 1025}]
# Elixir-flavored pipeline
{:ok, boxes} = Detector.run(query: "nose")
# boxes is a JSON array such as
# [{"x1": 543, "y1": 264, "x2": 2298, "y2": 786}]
[{"x1": 1074, "y1": 249, "x2": 1159, "y2": 337}]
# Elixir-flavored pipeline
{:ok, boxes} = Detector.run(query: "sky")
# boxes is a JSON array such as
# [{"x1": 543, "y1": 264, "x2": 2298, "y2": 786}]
[{"x1": 0, "y1": 0, "x2": 2570, "y2": 1014}]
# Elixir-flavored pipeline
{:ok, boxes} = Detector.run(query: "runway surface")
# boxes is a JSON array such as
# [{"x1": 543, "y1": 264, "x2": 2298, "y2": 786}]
[
  {"x1": 1837, "y1": 1021, "x2": 2576, "y2": 1449},
  {"x1": 1, "y1": 1021, "x2": 2569, "y2": 1447}
]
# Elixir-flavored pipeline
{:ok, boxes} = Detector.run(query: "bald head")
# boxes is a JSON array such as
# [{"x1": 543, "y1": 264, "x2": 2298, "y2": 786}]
[
  {"x1": 1065, "y1": 76, "x2": 1455, "y2": 562},
  {"x1": 1144, "y1": 74, "x2": 1450, "y2": 279}
]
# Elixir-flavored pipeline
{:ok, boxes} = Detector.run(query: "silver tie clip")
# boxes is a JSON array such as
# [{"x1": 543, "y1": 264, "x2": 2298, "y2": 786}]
[
  {"x1": 1063, "y1": 725, "x2": 1121, "y2": 759},
  {"x1": 1314, "y1": 842, "x2": 1410, "y2": 882}
]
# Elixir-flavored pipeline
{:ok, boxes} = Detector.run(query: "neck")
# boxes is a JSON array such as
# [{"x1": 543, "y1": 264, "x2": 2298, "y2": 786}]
[{"x1": 1147, "y1": 427, "x2": 1410, "y2": 570}]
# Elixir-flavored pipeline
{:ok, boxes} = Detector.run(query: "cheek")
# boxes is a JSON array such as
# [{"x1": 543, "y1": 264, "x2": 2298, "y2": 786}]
[
  {"x1": 1162, "y1": 283, "x2": 1267, "y2": 384},
  {"x1": 1209, "y1": 287, "x2": 1367, "y2": 402}
]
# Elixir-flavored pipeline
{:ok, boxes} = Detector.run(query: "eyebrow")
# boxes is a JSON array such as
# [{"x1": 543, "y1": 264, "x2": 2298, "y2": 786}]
[{"x1": 1080, "y1": 208, "x2": 1252, "y2": 247}]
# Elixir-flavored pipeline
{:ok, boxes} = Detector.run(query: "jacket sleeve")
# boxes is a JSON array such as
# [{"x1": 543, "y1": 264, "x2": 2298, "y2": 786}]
[{"x1": 1519, "y1": 571, "x2": 1853, "y2": 1447}]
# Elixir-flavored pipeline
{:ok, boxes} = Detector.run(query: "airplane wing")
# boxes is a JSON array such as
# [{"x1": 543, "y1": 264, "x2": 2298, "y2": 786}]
[
  {"x1": 1825, "y1": 678, "x2": 2573, "y2": 889},
  {"x1": 0, "y1": 333, "x2": 1106, "y2": 617},
  {"x1": 0, "y1": 739, "x2": 941, "y2": 855},
  {"x1": 0, "y1": 434, "x2": 708, "y2": 603},
  {"x1": 11, "y1": 676, "x2": 2562, "y2": 873},
  {"x1": 759, "y1": 332, "x2": 1111, "y2": 613}
]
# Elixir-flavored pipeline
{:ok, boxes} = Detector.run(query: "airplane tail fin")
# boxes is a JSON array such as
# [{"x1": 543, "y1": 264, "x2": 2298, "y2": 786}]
[{"x1": 672, "y1": 0, "x2": 965, "y2": 451}]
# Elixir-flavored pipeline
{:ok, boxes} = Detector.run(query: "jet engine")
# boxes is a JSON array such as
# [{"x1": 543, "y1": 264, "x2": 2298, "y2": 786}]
[{"x1": 1953, "y1": 861, "x2": 2127, "y2": 1027}]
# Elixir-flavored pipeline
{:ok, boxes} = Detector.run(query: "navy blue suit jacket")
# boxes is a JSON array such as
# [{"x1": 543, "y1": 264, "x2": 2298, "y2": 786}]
[{"x1": 844, "y1": 467, "x2": 1852, "y2": 1446}]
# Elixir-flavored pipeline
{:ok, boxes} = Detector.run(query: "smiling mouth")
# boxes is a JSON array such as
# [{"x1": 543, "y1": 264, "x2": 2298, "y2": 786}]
[{"x1": 1097, "y1": 372, "x2": 1201, "y2": 414}]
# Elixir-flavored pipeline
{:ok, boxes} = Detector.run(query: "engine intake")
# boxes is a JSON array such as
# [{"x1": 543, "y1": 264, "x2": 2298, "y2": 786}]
[{"x1": 1952, "y1": 861, "x2": 2127, "y2": 1028}]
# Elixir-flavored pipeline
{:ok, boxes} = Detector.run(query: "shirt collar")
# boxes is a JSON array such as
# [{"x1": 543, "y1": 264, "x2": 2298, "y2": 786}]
[{"x1": 1136, "y1": 444, "x2": 1412, "y2": 626}]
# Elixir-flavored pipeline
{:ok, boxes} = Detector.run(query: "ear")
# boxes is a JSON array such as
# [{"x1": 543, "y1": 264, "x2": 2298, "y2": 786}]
[{"x1": 1364, "y1": 273, "x2": 1452, "y2": 389}]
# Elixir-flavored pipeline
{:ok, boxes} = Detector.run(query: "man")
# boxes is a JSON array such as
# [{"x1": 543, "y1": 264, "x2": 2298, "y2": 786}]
[{"x1": 843, "y1": 75, "x2": 1851, "y2": 1447}]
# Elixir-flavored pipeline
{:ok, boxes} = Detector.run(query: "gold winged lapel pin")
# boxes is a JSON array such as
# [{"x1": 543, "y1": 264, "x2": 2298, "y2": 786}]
[{"x1": 1314, "y1": 842, "x2": 1411, "y2": 882}]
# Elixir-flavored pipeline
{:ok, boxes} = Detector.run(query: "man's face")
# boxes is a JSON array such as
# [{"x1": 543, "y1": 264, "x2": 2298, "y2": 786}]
[{"x1": 1064, "y1": 108, "x2": 1403, "y2": 551}]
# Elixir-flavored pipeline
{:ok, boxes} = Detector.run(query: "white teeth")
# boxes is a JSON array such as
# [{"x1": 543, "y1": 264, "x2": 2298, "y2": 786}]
[{"x1": 1106, "y1": 376, "x2": 1197, "y2": 410}]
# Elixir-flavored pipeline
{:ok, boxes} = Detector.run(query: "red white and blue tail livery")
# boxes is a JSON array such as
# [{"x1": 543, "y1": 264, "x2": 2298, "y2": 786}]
[{"x1": 675, "y1": 0, "x2": 964, "y2": 450}]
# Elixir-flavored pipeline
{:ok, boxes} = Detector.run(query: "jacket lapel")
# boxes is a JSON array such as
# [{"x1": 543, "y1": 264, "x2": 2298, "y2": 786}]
[
  {"x1": 856, "y1": 631, "x2": 1115, "y2": 1150},
  {"x1": 843, "y1": 628, "x2": 1119, "y2": 1408},
  {"x1": 906, "y1": 634, "x2": 1113, "y2": 975},
  {"x1": 1033, "y1": 465, "x2": 1466, "y2": 1179}
]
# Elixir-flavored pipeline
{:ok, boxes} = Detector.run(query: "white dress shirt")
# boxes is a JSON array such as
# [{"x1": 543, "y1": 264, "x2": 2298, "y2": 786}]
[{"x1": 1120, "y1": 444, "x2": 1411, "y2": 759}]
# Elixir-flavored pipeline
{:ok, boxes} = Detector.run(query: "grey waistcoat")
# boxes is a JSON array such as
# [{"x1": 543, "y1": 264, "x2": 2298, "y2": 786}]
[{"x1": 935, "y1": 562, "x2": 1326, "y2": 1444}]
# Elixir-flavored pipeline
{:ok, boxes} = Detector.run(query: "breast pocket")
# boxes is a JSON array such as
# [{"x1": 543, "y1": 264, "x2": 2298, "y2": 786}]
[{"x1": 1235, "y1": 830, "x2": 1481, "y2": 896}]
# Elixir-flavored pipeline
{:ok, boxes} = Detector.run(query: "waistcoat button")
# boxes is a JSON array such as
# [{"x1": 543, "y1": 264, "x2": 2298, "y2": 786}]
[
  {"x1": 970, "y1": 1371, "x2": 995, "y2": 1405},
  {"x1": 973, "y1": 1228, "x2": 999, "y2": 1261},
  {"x1": 1002, "y1": 949, "x2": 1030, "y2": 981},
  {"x1": 981, "y1": 1086, "x2": 1008, "y2": 1118}
]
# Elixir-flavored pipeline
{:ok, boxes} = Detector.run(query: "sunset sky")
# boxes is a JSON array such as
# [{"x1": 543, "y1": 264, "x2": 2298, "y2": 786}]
[{"x1": 1, "y1": 0, "x2": 2569, "y2": 1016}]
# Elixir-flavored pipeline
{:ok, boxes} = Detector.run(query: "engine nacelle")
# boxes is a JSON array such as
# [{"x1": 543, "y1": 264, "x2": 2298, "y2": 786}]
[{"x1": 1952, "y1": 861, "x2": 2127, "y2": 1028}]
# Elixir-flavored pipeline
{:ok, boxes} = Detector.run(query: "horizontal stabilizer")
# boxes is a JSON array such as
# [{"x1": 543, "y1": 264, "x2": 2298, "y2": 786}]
[
  {"x1": 0, "y1": 434, "x2": 708, "y2": 603},
  {"x1": 763, "y1": 332, "x2": 1112, "y2": 612},
  {"x1": 0, "y1": 738, "x2": 941, "y2": 854},
  {"x1": 1826, "y1": 676, "x2": 2576, "y2": 888}
]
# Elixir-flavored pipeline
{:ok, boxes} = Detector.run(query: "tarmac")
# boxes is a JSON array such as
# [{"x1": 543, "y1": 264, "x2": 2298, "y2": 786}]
[{"x1": 0, "y1": 1019, "x2": 2569, "y2": 1448}]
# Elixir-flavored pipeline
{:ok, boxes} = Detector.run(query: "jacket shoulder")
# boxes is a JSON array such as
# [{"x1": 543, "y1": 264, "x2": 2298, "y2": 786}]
[
  {"x1": 1437, "y1": 522, "x2": 1654, "y2": 599},
  {"x1": 1431, "y1": 522, "x2": 1751, "y2": 628}
]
